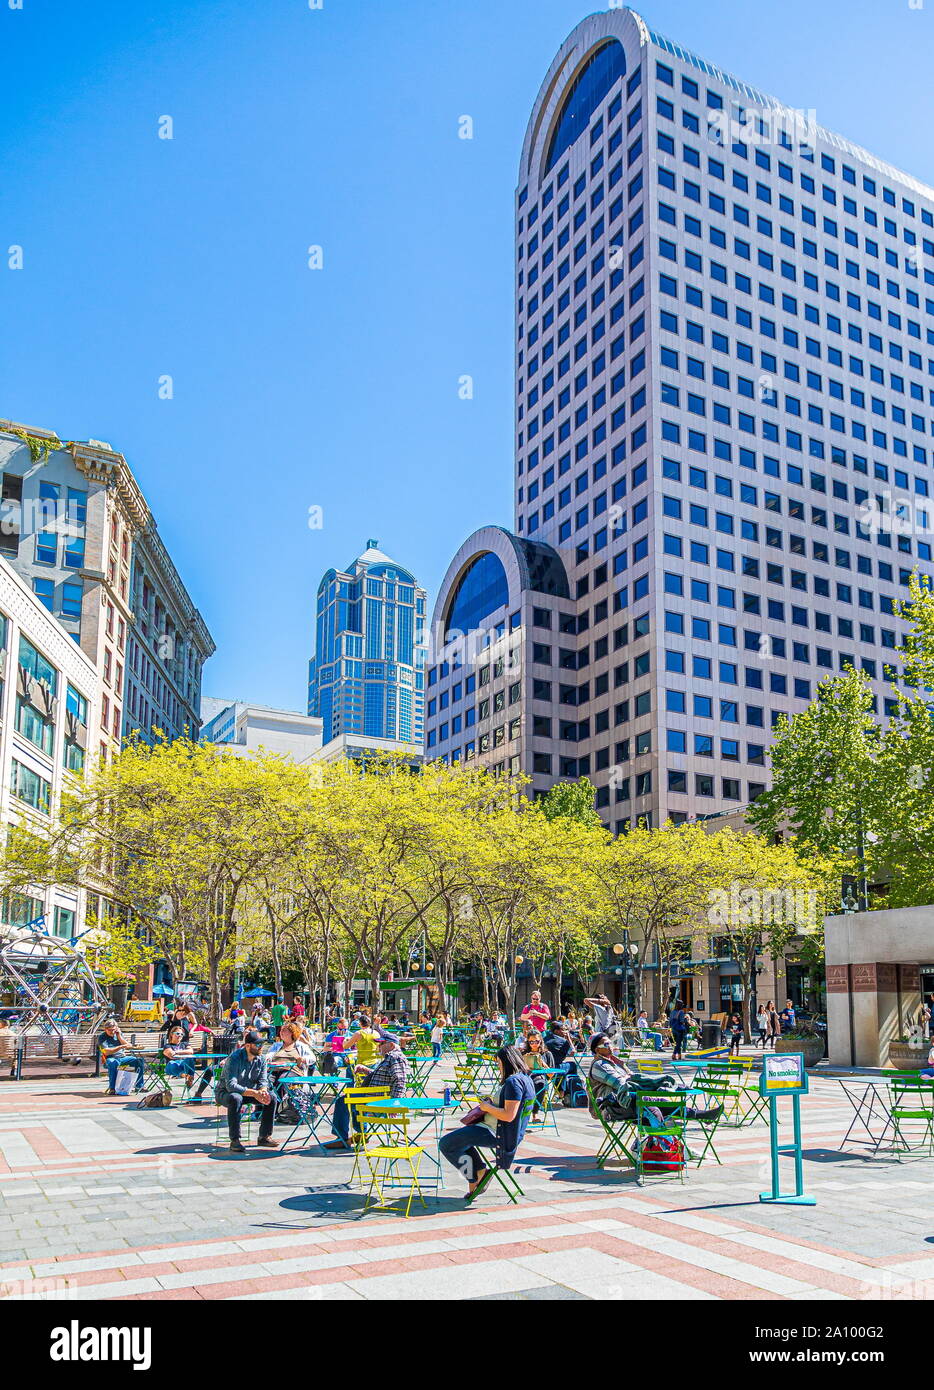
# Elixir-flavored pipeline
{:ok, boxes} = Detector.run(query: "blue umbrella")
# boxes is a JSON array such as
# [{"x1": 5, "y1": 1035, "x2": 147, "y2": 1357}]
[
  {"x1": 152, "y1": 983, "x2": 175, "y2": 997},
  {"x1": 239, "y1": 985, "x2": 274, "y2": 998}
]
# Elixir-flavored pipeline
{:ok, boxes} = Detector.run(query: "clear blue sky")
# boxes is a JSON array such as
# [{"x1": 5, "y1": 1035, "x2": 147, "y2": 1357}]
[{"x1": 2, "y1": 0, "x2": 932, "y2": 710}]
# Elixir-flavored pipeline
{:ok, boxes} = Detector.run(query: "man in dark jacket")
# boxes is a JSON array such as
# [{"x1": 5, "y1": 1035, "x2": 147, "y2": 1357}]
[{"x1": 215, "y1": 1030, "x2": 278, "y2": 1154}]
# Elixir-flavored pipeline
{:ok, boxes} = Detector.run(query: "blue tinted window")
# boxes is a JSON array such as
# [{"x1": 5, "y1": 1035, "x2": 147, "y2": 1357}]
[
  {"x1": 544, "y1": 42, "x2": 626, "y2": 176},
  {"x1": 445, "y1": 552, "x2": 509, "y2": 636}
]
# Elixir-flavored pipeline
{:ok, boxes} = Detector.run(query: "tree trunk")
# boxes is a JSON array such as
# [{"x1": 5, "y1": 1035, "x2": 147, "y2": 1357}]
[{"x1": 207, "y1": 954, "x2": 221, "y2": 1025}]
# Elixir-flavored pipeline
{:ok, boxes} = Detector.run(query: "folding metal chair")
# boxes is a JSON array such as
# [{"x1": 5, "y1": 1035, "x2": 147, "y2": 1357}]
[
  {"x1": 527, "y1": 1069, "x2": 559, "y2": 1134},
  {"x1": 635, "y1": 1092, "x2": 688, "y2": 1186},
  {"x1": 888, "y1": 1079, "x2": 934, "y2": 1158},
  {"x1": 686, "y1": 1085, "x2": 726, "y2": 1166},
  {"x1": 452, "y1": 1064, "x2": 483, "y2": 1109},
  {"x1": 344, "y1": 1085, "x2": 392, "y2": 1181},
  {"x1": 465, "y1": 1097, "x2": 535, "y2": 1207},
  {"x1": 583, "y1": 1070, "x2": 636, "y2": 1170},
  {"x1": 358, "y1": 1105, "x2": 428, "y2": 1217}
]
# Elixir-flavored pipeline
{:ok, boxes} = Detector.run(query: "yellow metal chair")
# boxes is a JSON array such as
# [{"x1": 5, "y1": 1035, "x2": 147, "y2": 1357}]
[
  {"x1": 343, "y1": 1085, "x2": 391, "y2": 1183},
  {"x1": 452, "y1": 1064, "x2": 486, "y2": 1108},
  {"x1": 357, "y1": 1103, "x2": 428, "y2": 1218},
  {"x1": 635, "y1": 1057, "x2": 665, "y2": 1075}
]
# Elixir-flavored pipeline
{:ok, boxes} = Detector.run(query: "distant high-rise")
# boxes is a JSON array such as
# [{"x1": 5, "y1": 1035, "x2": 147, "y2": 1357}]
[{"x1": 308, "y1": 540, "x2": 426, "y2": 746}]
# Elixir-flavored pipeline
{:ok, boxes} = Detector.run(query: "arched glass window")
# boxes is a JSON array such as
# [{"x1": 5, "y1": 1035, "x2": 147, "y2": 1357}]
[
  {"x1": 445, "y1": 552, "x2": 509, "y2": 636},
  {"x1": 544, "y1": 40, "x2": 626, "y2": 176}
]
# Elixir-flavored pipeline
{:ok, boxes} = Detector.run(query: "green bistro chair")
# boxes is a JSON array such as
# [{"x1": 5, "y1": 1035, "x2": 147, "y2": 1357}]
[
  {"x1": 634, "y1": 1092, "x2": 689, "y2": 1186},
  {"x1": 527, "y1": 1068, "x2": 560, "y2": 1134},
  {"x1": 699, "y1": 1064, "x2": 757, "y2": 1127},
  {"x1": 583, "y1": 1069, "x2": 637, "y2": 1171},
  {"x1": 888, "y1": 1078, "x2": 934, "y2": 1158},
  {"x1": 688, "y1": 1082, "x2": 727, "y2": 1165},
  {"x1": 464, "y1": 1096, "x2": 535, "y2": 1207}
]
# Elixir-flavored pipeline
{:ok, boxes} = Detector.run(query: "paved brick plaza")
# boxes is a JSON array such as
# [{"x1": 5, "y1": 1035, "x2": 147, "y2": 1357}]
[{"x1": 1, "y1": 1072, "x2": 932, "y2": 1302}]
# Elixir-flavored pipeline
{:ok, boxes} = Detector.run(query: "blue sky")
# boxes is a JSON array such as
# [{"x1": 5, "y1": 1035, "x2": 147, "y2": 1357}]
[{"x1": 2, "y1": 0, "x2": 932, "y2": 710}]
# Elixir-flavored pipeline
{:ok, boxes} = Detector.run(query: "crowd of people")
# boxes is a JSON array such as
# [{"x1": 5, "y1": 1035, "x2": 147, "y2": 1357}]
[{"x1": 91, "y1": 988, "x2": 816, "y2": 1194}]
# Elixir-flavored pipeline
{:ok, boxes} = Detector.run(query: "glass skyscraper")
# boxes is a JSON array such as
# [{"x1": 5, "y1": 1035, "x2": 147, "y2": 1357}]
[
  {"x1": 308, "y1": 540, "x2": 426, "y2": 746},
  {"x1": 425, "y1": 8, "x2": 934, "y2": 830}
]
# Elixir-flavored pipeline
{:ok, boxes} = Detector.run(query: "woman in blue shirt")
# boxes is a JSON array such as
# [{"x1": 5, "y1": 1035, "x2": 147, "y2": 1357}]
[{"x1": 439, "y1": 1046, "x2": 535, "y2": 1198}]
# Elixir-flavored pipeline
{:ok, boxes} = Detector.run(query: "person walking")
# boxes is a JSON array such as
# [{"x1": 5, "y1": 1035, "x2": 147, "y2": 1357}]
[
  {"x1": 270, "y1": 998, "x2": 288, "y2": 1037},
  {"x1": 779, "y1": 999, "x2": 796, "y2": 1033},
  {"x1": 520, "y1": 989, "x2": 552, "y2": 1034},
  {"x1": 728, "y1": 1014, "x2": 743, "y2": 1057},
  {"x1": 430, "y1": 1016, "x2": 444, "y2": 1061},
  {"x1": 669, "y1": 998, "x2": 689, "y2": 1061},
  {"x1": 765, "y1": 1000, "x2": 781, "y2": 1050},
  {"x1": 754, "y1": 1003, "x2": 769, "y2": 1048}
]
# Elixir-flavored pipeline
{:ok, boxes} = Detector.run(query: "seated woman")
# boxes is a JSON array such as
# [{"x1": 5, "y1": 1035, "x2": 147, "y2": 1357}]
[
  {"x1": 519, "y1": 1029, "x2": 554, "y2": 1119},
  {"x1": 161, "y1": 1025, "x2": 213, "y2": 1099},
  {"x1": 266, "y1": 1022, "x2": 314, "y2": 1082},
  {"x1": 439, "y1": 1045, "x2": 535, "y2": 1198},
  {"x1": 266, "y1": 1021, "x2": 316, "y2": 1118}
]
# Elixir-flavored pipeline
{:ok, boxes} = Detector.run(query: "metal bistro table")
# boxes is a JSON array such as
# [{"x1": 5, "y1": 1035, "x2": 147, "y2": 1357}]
[
  {"x1": 276, "y1": 1073, "x2": 351, "y2": 1151},
  {"x1": 403, "y1": 1053, "x2": 439, "y2": 1097},
  {"x1": 838, "y1": 1076, "x2": 899, "y2": 1153},
  {"x1": 178, "y1": 1052, "x2": 229, "y2": 1098},
  {"x1": 357, "y1": 1096, "x2": 458, "y2": 1189}
]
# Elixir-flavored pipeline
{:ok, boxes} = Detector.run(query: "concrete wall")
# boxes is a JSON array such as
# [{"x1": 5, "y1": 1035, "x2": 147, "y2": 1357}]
[{"x1": 825, "y1": 906, "x2": 934, "y2": 1067}]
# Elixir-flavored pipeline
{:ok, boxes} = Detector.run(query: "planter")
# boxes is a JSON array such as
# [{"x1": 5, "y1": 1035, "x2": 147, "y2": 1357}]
[
  {"x1": 110, "y1": 984, "x2": 128, "y2": 1019},
  {"x1": 887, "y1": 1042, "x2": 927, "y2": 1070},
  {"x1": 773, "y1": 1036, "x2": 825, "y2": 1068}
]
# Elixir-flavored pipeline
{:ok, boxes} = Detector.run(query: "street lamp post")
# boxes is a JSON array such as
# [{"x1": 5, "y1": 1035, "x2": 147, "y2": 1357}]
[{"x1": 611, "y1": 935, "x2": 640, "y2": 1013}]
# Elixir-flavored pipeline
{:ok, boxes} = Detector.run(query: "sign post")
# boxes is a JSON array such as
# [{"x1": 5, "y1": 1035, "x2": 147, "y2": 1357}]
[{"x1": 758, "y1": 1051, "x2": 815, "y2": 1206}]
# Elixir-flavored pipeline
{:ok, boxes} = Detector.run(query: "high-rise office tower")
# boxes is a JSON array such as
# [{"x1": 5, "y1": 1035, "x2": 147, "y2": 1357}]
[
  {"x1": 308, "y1": 540, "x2": 426, "y2": 746},
  {"x1": 426, "y1": 8, "x2": 934, "y2": 830}
]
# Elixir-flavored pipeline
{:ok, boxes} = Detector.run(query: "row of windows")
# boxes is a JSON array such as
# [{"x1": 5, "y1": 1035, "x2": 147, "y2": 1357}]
[
  {"x1": 656, "y1": 262, "x2": 934, "y2": 415},
  {"x1": 655, "y1": 161, "x2": 932, "y2": 285},
  {"x1": 659, "y1": 345, "x2": 934, "y2": 412},
  {"x1": 651, "y1": 68, "x2": 932, "y2": 223}
]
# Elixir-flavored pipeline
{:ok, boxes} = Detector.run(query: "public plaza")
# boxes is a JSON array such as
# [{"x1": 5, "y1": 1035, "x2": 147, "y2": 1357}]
[{"x1": 2, "y1": 1044, "x2": 933, "y2": 1304}]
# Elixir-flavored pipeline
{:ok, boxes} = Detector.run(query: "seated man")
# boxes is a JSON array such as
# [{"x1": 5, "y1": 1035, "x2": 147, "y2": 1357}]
[
  {"x1": 325, "y1": 1032, "x2": 410, "y2": 1150},
  {"x1": 636, "y1": 1010, "x2": 665, "y2": 1052},
  {"x1": 588, "y1": 1033, "x2": 721, "y2": 1125},
  {"x1": 214, "y1": 1029, "x2": 279, "y2": 1154},
  {"x1": 98, "y1": 1018, "x2": 145, "y2": 1094}
]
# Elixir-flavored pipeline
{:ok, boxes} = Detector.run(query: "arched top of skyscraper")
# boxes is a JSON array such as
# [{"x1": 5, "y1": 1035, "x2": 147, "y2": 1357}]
[
  {"x1": 520, "y1": 6, "x2": 934, "y2": 202},
  {"x1": 430, "y1": 525, "x2": 570, "y2": 642},
  {"x1": 519, "y1": 8, "x2": 649, "y2": 194}
]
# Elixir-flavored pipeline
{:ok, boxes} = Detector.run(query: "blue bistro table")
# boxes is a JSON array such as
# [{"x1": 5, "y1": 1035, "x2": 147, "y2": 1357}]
[
  {"x1": 357, "y1": 1096, "x2": 458, "y2": 1188},
  {"x1": 276, "y1": 1073, "x2": 351, "y2": 1151}
]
